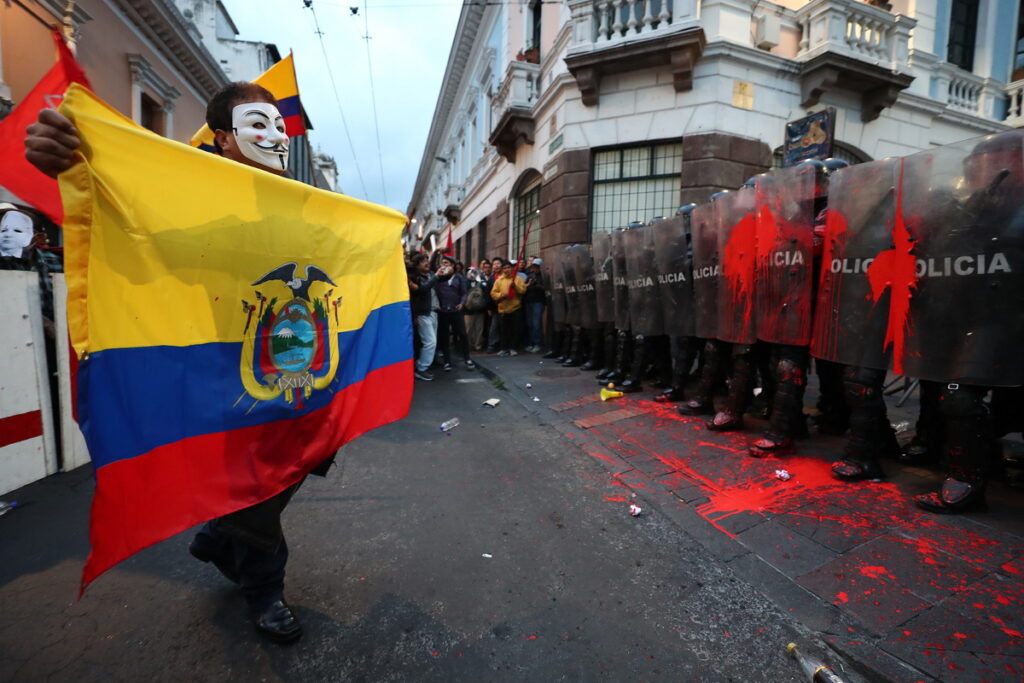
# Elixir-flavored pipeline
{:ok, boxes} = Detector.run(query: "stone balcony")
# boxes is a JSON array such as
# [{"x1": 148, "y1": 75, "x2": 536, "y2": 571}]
[
  {"x1": 795, "y1": 0, "x2": 916, "y2": 122},
  {"x1": 1006, "y1": 79, "x2": 1024, "y2": 128},
  {"x1": 488, "y1": 60, "x2": 541, "y2": 163},
  {"x1": 564, "y1": 0, "x2": 705, "y2": 106},
  {"x1": 443, "y1": 184, "x2": 464, "y2": 224}
]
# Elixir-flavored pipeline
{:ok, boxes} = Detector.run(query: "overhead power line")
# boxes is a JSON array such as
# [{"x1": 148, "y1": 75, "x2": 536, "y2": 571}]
[
  {"x1": 304, "y1": 1, "x2": 370, "y2": 199},
  {"x1": 360, "y1": 0, "x2": 390, "y2": 205}
]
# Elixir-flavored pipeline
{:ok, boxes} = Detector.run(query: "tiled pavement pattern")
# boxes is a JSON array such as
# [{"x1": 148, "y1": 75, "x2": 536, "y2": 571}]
[{"x1": 476, "y1": 354, "x2": 1024, "y2": 683}]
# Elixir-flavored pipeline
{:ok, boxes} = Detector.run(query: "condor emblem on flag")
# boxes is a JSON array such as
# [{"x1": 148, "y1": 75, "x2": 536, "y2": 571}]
[{"x1": 240, "y1": 263, "x2": 342, "y2": 411}]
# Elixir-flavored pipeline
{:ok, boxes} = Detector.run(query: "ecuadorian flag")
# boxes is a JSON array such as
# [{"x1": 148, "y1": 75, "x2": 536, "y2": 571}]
[
  {"x1": 58, "y1": 85, "x2": 411, "y2": 592},
  {"x1": 190, "y1": 53, "x2": 307, "y2": 152}
]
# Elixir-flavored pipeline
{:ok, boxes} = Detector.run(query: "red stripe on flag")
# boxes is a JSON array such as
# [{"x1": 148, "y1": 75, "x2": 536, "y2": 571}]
[
  {"x1": 80, "y1": 359, "x2": 413, "y2": 592},
  {"x1": 0, "y1": 410, "x2": 43, "y2": 448}
]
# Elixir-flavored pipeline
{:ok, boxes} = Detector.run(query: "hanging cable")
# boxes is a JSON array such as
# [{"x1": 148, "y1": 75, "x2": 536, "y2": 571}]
[
  {"x1": 360, "y1": 1, "x2": 390, "y2": 205},
  {"x1": 304, "y1": 1, "x2": 370, "y2": 200}
]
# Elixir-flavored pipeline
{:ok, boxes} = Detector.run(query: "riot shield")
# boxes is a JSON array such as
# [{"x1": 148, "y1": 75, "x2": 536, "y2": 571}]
[
  {"x1": 898, "y1": 131, "x2": 1024, "y2": 386},
  {"x1": 654, "y1": 215, "x2": 695, "y2": 337},
  {"x1": 754, "y1": 165, "x2": 817, "y2": 345},
  {"x1": 548, "y1": 249, "x2": 567, "y2": 326},
  {"x1": 611, "y1": 229, "x2": 631, "y2": 331},
  {"x1": 810, "y1": 157, "x2": 901, "y2": 371},
  {"x1": 691, "y1": 202, "x2": 719, "y2": 340},
  {"x1": 593, "y1": 232, "x2": 615, "y2": 323},
  {"x1": 623, "y1": 225, "x2": 664, "y2": 337},
  {"x1": 560, "y1": 246, "x2": 581, "y2": 327},
  {"x1": 569, "y1": 244, "x2": 598, "y2": 329},
  {"x1": 717, "y1": 187, "x2": 758, "y2": 344}
]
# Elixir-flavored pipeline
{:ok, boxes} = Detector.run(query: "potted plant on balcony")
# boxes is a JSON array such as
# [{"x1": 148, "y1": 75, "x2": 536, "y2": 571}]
[{"x1": 517, "y1": 43, "x2": 540, "y2": 64}]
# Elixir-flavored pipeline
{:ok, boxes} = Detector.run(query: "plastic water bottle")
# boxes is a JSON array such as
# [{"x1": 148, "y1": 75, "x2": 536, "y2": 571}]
[
  {"x1": 0, "y1": 501, "x2": 19, "y2": 517},
  {"x1": 786, "y1": 643, "x2": 848, "y2": 683},
  {"x1": 439, "y1": 418, "x2": 460, "y2": 432}
]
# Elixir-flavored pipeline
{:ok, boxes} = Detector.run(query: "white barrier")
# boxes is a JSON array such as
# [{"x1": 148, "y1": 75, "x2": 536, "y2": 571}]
[
  {"x1": 0, "y1": 270, "x2": 57, "y2": 495},
  {"x1": 53, "y1": 273, "x2": 90, "y2": 471}
]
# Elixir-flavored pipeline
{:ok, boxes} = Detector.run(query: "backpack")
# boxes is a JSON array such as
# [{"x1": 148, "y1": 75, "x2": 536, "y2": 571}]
[{"x1": 464, "y1": 281, "x2": 488, "y2": 313}]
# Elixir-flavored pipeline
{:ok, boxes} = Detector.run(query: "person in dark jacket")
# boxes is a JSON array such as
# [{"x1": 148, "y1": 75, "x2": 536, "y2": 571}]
[
  {"x1": 435, "y1": 255, "x2": 476, "y2": 370},
  {"x1": 408, "y1": 252, "x2": 440, "y2": 381}
]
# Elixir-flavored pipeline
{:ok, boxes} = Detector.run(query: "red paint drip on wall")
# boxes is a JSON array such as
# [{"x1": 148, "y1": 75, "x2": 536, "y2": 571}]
[{"x1": 865, "y1": 159, "x2": 917, "y2": 374}]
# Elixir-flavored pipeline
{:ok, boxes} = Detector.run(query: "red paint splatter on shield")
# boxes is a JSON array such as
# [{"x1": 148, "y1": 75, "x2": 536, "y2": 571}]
[{"x1": 865, "y1": 159, "x2": 917, "y2": 374}]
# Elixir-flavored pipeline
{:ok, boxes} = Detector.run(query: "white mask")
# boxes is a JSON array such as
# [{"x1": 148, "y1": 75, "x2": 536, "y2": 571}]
[
  {"x1": 231, "y1": 102, "x2": 289, "y2": 171},
  {"x1": 0, "y1": 210, "x2": 34, "y2": 257}
]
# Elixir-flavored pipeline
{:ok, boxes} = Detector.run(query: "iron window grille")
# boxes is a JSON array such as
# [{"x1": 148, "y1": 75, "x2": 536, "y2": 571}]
[
  {"x1": 511, "y1": 181, "x2": 541, "y2": 262},
  {"x1": 590, "y1": 141, "x2": 683, "y2": 235}
]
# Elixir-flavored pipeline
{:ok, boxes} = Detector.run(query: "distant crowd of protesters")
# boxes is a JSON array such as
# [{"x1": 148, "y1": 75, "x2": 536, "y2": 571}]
[{"x1": 406, "y1": 250, "x2": 548, "y2": 381}]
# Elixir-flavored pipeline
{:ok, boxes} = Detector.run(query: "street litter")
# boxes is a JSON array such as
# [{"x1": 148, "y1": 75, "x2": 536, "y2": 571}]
[
  {"x1": 629, "y1": 504, "x2": 642, "y2": 517},
  {"x1": 481, "y1": 553, "x2": 493, "y2": 559},
  {"x1": 439, "y1": 418, "x2": 460, "y2": 432},
  {"x1": 525, "y1": 383, "x2": 533, "y2": 389},
  {"x1": 786, "y1": 642, "x2": 848, "y2": 683},
  {"x1": 891, "y1": 420, "x2": 910, "y2": 434},
  {"x1": 532, "y1": 397, "x2": 540, "y2": 402},
  {"x1": 600, "y1": 387, "x2": 624, "y2": 401},
  {"x1": 483, "y1": 398, "x2": 501, "y2": 407},
  {"x1": 0, "y1": 501, "x2": 20, "y2": 517},
  {"x1": 775, "y1": 469, "x2": 792, "y2": 481}
]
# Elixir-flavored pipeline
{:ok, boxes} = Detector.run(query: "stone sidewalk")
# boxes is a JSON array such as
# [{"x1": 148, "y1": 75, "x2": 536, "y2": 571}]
[{"x1": 474, "y1": 352, "x2": 1024, "y2": 683}]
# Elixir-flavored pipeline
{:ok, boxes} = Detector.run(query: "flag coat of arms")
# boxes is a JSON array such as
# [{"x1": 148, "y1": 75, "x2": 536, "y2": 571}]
[{"x1": 58, "y1": 85, "x2": 412, "y2": 591}]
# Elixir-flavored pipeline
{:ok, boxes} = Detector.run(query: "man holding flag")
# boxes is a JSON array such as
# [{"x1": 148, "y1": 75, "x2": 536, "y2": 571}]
[{"x1": 25, "y1": 78, "x2": 411, "y2": 643}]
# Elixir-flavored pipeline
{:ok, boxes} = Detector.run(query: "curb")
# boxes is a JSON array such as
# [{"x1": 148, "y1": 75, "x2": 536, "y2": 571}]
[{"x1": 474, "y1": 355, "x2": 932, "y2": 683}]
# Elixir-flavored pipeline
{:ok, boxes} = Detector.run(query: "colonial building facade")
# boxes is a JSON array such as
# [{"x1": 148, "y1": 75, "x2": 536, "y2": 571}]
[{"x1": 406, "y1": 0, "x2": 1024, "y2": 265}]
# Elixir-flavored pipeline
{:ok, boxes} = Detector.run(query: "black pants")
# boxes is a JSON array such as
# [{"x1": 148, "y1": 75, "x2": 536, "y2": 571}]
[
  {"x1": 193, "y1": 482, "x2": 301, "y2": 610},
  {"x1": 437, "y1": 310, "x2": 470, "y2": 363},
  {"x1": 499, "y1": 310, "x2": 522, "y2": 351}
]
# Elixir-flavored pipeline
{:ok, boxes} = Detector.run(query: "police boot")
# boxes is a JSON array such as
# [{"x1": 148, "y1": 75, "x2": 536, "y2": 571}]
[
  {"x1": 650, "y1": 336, "x2": 673, "y2": 389},
  {"x1": 602, "y1": 330, "x2": 631, "y2": 384},
  {"x1": 563, "y1": 326, "x2": 584, "y2": 366},
  {"x1": 581, "y1": 328, "x2": 603, "y2": 370},
  {"x1": 595, "y1": 324, "x2": 617, "y2": 378},
  {"x1": 656, "y1": 337, "x2": 687, "y2": 402},
  {"x1": 750, "y1": 353, "x2": 808, "y2": 458},
  {"x1": 915, "y1": 385, "x2": 991, "y2": 513},
  {"x1": 831, "y1": 366, "x2": 887, "y2": 481},
  {"x1": 543, "y1": 325, "x2": 564, "y2": 359},
  {"x1": 812, "y1": 359, "x2": 850, "y2": 435},
  {"x1": 679, "y1": 340, "x2": 718, "y2": 416},
  {"x1": 618, "y1": 335, "x2": 647, "y2": 393},
  {"x1": 706, "y1": 345, "x2": 754, "y2": 432},
  {"x1": 899, "y1": 380, "x2": 942, "y2": 465}
]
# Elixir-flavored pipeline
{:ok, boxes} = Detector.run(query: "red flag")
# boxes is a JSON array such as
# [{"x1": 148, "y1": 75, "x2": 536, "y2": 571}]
[
  {"x1": 444, "y1": 226, "x2": 453, "y2": 255},
  {"x1": 0, "y1": 30, "x2": 90, "y2": 224}
]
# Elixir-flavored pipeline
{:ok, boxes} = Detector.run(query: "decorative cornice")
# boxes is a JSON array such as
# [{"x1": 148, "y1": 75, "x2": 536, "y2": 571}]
[{"x1": 108, "y1": 0, "x2": 228, "y2": 101}]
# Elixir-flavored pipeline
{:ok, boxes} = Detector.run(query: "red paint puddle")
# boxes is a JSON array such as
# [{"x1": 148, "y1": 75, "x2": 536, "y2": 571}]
[
  {"x1": 857, "y1": 565, "x2": 895, "y2": 580},
  {"x1": 604, "y1": 495, "x2": 628, "y2": 503},
  {"x1": 836, "y1": 591, "x2": 849, "y2": 604},
  {"x1": 522, "y1": 634, "x2": 538, "y2": 640}
]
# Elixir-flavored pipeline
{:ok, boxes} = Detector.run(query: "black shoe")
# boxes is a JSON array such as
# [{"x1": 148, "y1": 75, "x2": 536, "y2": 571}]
[
  {"x1": 189, "y1": 537, "x2": 240, "y2": 584},
  {"x1": 654, "y1": 388, "x2": 684, "y2": 403},
  {"x1": 899, "y1": 438, "x2": 937, "y2": 465},
  {"x1": 542, "y1": 350, "x2": 560, "y2": 359},
  {"x1": 562, "y1": 358, "x2": 582, "y2": 367},
  {"x1": 253, "y1": 599, "x2": 303, "y2": 643},
  {"x1": 603, "y1": 371, "x2": 626, "y2": 383},
  {"x1": 618, "y1": 379, "x2": 642, "y2": 394},
  {"x1": 749, "y1": 435, "x2": 794, "y2": 458},
  {"x1": 831, "y1": 457, "x2": 884, "y2": 481},
  {"x1": 580, "y1": 361, "x2": 597, "y2": 371},
  {"x1": 442, "y1": 362, "x2": 452, "y2": 371},
  {"x1": 914, "y1": 477, "x2": 987, "y2": 513},
  {"x1": 706, "y1": 411, "x2": 743, "y2": 432},
  {"x1": 414, "y1": 370, "x2": 434, "y2": 381},
  {"x1": 678, "y1": 399, "x2": 714, "y2": 416},
  {"x1": 595, "y1": 368, "x2": 613, "y2": 380}
]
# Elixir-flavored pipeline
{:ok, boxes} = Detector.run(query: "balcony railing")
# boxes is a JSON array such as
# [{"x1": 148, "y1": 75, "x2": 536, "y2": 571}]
[
  {"x1": 796, "y1": 0, "x2": 914, "y2": 72},
  {"x1": 491, "y1": 60, "x2": 540, "y2": 125},
  {"x1": 1006, "y1": 79, "x2": 1024, "y2": 128},
  {"x1": 568, "y1": 0, "x2": 698, "y2": 51},
  {"x1": 935, "y1": 63, "x2": 1004, "y2": 120}
]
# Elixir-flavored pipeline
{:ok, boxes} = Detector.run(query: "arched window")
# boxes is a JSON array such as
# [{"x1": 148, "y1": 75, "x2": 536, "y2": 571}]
[{"x1": 511, "y1": 171, "x2": 542, "y2": 262}]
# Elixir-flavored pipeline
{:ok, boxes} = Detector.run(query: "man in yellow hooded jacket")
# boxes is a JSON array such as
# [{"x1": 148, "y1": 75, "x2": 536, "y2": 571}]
[{"x1": 490, "y1": 259, "x2": 527, "y2": 356}]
